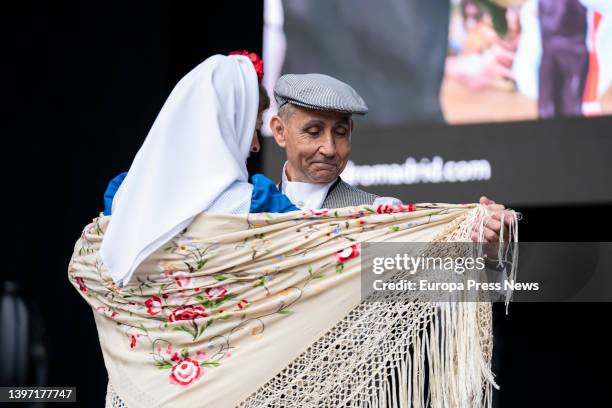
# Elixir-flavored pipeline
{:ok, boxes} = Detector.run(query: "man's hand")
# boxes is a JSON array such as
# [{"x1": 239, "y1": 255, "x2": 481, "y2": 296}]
[{"x1": 470, "y1": 196, "x2": 514, "y2": 243}]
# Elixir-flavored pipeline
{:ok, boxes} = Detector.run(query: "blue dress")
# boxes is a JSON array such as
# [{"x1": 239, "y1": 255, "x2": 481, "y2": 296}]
[{"x1": 103, "y1": 172, "x2": 298, "y2": 215}]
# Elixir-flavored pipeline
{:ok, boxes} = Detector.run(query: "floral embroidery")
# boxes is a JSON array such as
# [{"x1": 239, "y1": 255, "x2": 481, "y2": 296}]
[
  {"x1": 335, "y1": 244, "x2": 360, "y2": 273},
  {"x1": 376, "y1": 203, "x2": 417, "y2": 214},
  {"x1": 169, "y1": 305, "x2": 208, "y2": 322},
  {"x1": 75, "y1": 277, "x2": 88, "y2": 293},
  {"x1": 204, "y1": 286, "x2": 227, "y2": 300},
  {"x1": 173, "y1": 272, "x2": 193, "y2": 288},
  {"x1": 170, "y1": 358, "x2": 202, "y2": 386},
  {"x1": 145, "y1": 296, "x2": 163, "y2": 315}
]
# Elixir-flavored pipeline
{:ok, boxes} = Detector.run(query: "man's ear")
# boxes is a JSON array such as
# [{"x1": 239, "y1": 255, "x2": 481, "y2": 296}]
[{"x1": 270, "y1": 115, "x2": 287, "y2": 148}]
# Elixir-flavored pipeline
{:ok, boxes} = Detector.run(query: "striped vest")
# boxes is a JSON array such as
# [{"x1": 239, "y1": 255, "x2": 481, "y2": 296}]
[
  {"x1": 322, "y1": 178, "x2": 378, "y2": 208},
  {"x1": 278, "y1": 177, "x2": 377, "y2": 209}
]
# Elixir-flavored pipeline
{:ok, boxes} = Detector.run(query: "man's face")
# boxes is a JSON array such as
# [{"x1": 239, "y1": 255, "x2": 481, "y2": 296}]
[{"x1": 270, "y1": 105, "x2": 352, "y2": 184}]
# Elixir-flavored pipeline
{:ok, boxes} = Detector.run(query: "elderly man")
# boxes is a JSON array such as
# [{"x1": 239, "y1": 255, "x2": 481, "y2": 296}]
[
  {"x1": 269, "y1": 73, "x2": 511, "y2": 241},
  {"x1": 269, "y1": 73, "x2": 511, "y2": 407}
]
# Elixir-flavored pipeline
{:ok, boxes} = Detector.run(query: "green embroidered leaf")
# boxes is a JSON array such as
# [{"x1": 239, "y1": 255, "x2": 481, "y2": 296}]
[
  {"x1": 216, "y1": 314, "x2": 231, "y2": 320},
  {"x1": 155, "y1": 361, "x2": 174, "y2": 369},
  {"x1": 214, "y1": 275, "x2": 227, "y2": 282},
  {"x1": 180, "y1": 348, "x2": 189, "y2": 358},
  {"x1": 389, "y1": 226, "x2": 400, "y2": 232},
  {"x1": 278, "y1": 309, "x2": 294, "y2": 315},
  {"x1": 195, "y1": 295, "x2": 204, "y2": 302},
  {"x1": 254, "y1": 276, "x2": 265, "y2": 287},
  {"x1": 195, "y1": 320, "x2": 212, "y2": 338},
  {"x1": 210, "y1": 293, "x2": 237, "y2": 308},
  {"x1": 312, "y1": 272, "x2": 325, "y2": 279},
  {"x1": 202, "y1": 361, "x2": 221, "y2": 367},
  {"x1": 173, "y1": 325, "x2": 196, "y2": 337},
  {"x1": 196, "y1": 259, "x2": 208, "y2": 270},
  {"x1": 335, "y1": 263, "x2": 345, "y2": 273}
]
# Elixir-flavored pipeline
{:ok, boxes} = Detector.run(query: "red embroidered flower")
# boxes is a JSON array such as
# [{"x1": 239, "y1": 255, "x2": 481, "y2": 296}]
[
  {"x1": 130, "y1": 335, "x2": 137, "y2": 349},
  {"x1": 170, "y1": 358, "x2": 202, "y2": 386},
  {"x1": 169, "y1": 305, "x2": 208, "y2": 322},
  {"x1": 309, "y1": 209, "x2": 329, "y2": 216},
  {"x1": 171, "y1": 352, "x2": 180, "y2": 362},
  {"x1": 376, "y1": 203, "x2": 416, "y2": 213},
  {"x1": 237, "y1": 299, "x2": 249, "y2": 310},
  {"x1": 335, "y1": 245, "x2": 360, "y2": 263},
  {"x1": 173, "y1": 272, "x2": 192, "y2": 288},
  {"x1": 376, "y1": 204, "x2": 394, "y2": 214},
  {"x1": 204, "y1": 286, "x2": 227, "y2": 300},
  {"x1": 145, "y1": 296, "x2": 163, "y2": 315},
  {"x1": 229, "y1": 50, "x2": 264, "y2": 81},
  {"x1": 75, "y1": 277, "x2": 88, "y2": 293}
]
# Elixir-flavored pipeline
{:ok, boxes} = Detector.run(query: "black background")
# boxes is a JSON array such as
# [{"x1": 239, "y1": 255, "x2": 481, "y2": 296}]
[{"x1": 4, "y1": 2, "x2": 611, "y2": 407}]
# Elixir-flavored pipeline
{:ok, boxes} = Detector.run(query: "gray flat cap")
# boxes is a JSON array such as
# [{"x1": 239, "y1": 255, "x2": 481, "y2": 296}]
[{"x1": 274, "y1": 73, "x2": 368, "y2": 115}]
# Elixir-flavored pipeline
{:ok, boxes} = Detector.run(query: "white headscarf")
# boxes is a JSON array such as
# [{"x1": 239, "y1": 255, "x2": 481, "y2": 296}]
[{"x1": 100, "y1": 54, "x2": 259, "y2": 287}]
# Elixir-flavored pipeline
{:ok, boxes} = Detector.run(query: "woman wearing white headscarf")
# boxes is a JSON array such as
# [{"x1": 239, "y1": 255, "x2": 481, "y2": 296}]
[{"x1": 100, "y1": 53, "x2": 296, "y2": 288}]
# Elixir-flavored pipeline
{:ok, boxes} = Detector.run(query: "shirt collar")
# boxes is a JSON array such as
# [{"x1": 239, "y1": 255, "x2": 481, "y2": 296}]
[{"x1": 280, "y1": 162, "x2": 337, "y2": 209}]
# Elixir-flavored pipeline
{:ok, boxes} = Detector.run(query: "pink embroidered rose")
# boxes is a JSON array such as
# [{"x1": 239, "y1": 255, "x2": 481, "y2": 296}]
[
  {"x1": 308, "y1": 209, "x2": 329, "y2": 216},
  {"x1": 170, "y1": 358, "x2": 201, "y2": 386},
  {"x1": 376, "y1": 203, "x2": 416, "y2": 214},
  {"x1": 169, "y1": 305, "x2": 208, "y2": 322},
  {"x1": 173, "y1": 272, "x2": 193, "y2": 288},
  {"x1": 75, "y1": 277, "x2": 88, "y2": 293},
  {"x1": 237, "y1": 299, "x2": 249, "y2": 310},
  {"x1": 335, "y1": 245, "x2": 360, "y2": 263},
  {"x1": 204, "y1": 286, "x2": 227, "y2": 300},
  {"x1": 145, "y1": 296, "x2": 163, "y2": 315}
]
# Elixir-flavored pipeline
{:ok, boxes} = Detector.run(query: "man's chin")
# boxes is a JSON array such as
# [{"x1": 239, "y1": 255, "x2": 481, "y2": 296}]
[{"x1": 310, "y1": 170, "x2": 338, "y2": 184}]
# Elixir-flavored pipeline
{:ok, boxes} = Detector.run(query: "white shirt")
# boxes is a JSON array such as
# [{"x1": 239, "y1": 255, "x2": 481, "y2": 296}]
[
  {"x1": 280, "y1": 162, "x2": 336, "y2": 209},
  {"x1": 280, "y1": 162, "x2": 404, "y2": 209}
]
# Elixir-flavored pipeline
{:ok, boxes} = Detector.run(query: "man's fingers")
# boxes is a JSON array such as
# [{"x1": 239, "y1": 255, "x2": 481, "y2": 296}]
[
  {"x1": 485, "y1": 218, "x2": 502, "y2": 233},
  {"x1": 471, "y1": 227, "x2": 500, "y2": 242},
  {"x1": 479, "y1": 196, "x2": 495, "y2": 205},
  {"x1": 492, "y1": 212, "x2": 516, "y2": 226},
  {"x1": 486, "y1": 203, "x2": 506, "y2": 211},
  {"x1": 484, "y1": 228, "x2": 499, "y2": 242}
]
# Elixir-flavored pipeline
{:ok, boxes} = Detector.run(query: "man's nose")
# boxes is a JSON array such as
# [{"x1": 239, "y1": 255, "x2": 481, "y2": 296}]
[{"x1": 318, "y1": 131, "x2": 336, "y2": 157}]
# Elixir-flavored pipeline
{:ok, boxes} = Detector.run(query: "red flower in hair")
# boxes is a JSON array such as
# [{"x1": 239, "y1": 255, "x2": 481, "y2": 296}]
[{"x1": 229, "y1": 50, "x2": 264, "y2": 81}]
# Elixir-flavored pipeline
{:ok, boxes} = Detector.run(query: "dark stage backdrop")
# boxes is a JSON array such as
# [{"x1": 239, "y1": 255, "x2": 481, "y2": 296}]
[{"x1": 4, "y1": 1, "x2": 611, "y2": 407}]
